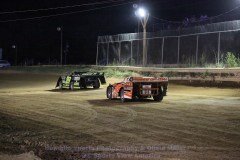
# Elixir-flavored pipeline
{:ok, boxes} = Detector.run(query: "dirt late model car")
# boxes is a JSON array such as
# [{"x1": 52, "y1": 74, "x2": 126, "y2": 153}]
[
  {"x1": 106, "y1": 77, "x2": 168, "y2": 102},
  {"x1": 56, "y1": 72, "x2": 106, "y2": 90}
]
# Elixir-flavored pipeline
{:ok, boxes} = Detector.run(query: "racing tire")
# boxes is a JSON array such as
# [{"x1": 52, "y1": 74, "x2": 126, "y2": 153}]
[
  {"x1": 106, "y1": 86, "x2": 113, "y2": 99},
  {"x1": 93, "y1": 80, "x2": 100, "y2": 89},
  {"x1": 153, "y1": 87, "x2": 163, "y2": 102},
  {"x1": 59, "y1": 81, "x2": 63, "y2": 90},
  {"x1": 80, "y1": 78, "x2": 87, "y2": 89},
  {"x1": 69, "y1": 82, "x2": 74, "y2": 90},
  {"x1": 120, "y1": 88, "x2": 125, "y2": 103}
]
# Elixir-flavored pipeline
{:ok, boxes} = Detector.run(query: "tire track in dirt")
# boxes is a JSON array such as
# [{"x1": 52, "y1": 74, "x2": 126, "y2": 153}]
[
  {"x1": 0, "y1": 95, "x2": 99, "y2": 133},
  {"x1": 41, "y1": 100, "x2": 140, "y2": 144},
  {"x1": 1, "y1": 82, "x2": 240, "y2": 151},
  {"x1": 0, "y1": 95, "x2": 98, "y2": 122},
  {"x1": 4, "y1": 92, "x2": 237, "y2": 146},
  {"x1": 139, "y1": 121, "x2": 240, "y2": 146},
  {"x1": 89, "y1": 105, "x2": 137, "y2": 130},
  {"x1": 134, "y1": 105, "x2": 240, "y2": 137},
  {"x1": 0, "y1": 94, "x2": 103, "y2": 137},
  {"x1": 140, "y1": 104, "x2": 240, "y2": 129}
]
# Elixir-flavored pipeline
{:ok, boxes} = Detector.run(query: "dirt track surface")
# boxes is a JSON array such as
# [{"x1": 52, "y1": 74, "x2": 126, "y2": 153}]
[{"x1": 0, "y1": 72, "x2": 240, "y2": 160}]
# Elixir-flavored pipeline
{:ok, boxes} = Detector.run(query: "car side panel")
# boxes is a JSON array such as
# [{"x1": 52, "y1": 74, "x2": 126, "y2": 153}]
[
  {"x1": 111, "y1": 83, "x2": 122, "y2": 98},
  {"x1": 123, "y1": 82, "x2": 133, "y2": 99},
  {"x1": 111, "y1": 82, "x2": 133, "y2": 99}
]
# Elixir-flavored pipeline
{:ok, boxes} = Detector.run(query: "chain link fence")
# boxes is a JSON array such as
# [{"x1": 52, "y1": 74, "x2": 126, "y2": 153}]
[{"x1": 96, "y1": 20, "x2": 240, "y2": 67}]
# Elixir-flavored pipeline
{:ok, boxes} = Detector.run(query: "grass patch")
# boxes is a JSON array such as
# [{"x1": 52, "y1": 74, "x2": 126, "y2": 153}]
[
  {"x1": 101, "y1": 68, "x2": 134, "y2": 78},
  {"x1": 2, "y1": 65, "x2": 136, "y2": 78}
]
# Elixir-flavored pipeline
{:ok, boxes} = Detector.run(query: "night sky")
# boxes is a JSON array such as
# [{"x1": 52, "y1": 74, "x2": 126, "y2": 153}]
[{"x1": 0, "y1": 0, "x2": 239, "y2": 65}]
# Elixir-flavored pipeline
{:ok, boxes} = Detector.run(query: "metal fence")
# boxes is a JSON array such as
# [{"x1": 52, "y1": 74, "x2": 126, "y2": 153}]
[{"x1": 96, "y1": 20, "x2": 240, "y2": 67}]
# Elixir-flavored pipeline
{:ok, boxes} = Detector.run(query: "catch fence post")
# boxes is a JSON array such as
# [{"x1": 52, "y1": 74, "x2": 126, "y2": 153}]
[
  {"x1": 161, "y1": 37, "x2": 165, "y2": 67},
  {"x1": 177, "y1": 36, "x2": 180, "y2": 64},
  {"x1": 196, "y1": 35, "x2": 199, "y2": 65},
  {"x1": 118, "y1": 35, "x2": 121, "y2": 64},
  {"x1": 96, "y1": 42, "x2": 99, "y2": 65},
  {"x1": 107, "y1": 42, "x2": 109, "y2": 65},
  {"x1": 131, "y1": 41, "x2": 133, "y2": 65},
  {"x1": 217, "y1": 32, "x2": 221, "y2": 65}
]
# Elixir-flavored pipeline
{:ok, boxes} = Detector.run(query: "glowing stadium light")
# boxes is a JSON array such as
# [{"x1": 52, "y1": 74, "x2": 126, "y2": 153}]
[{"x1": 136, "y1": 7, "x2": 148, "y2": 18}]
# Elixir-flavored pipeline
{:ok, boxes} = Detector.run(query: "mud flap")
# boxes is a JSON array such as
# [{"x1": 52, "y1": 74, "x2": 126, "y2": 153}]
[{"x1": 55, "y1": 77, "x2": 61, "y2": 88}]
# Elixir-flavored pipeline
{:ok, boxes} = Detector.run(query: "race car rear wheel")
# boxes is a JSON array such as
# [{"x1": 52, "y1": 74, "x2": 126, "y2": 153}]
[
  {"x1": 80, "y1": 78, "x2": 87, "y2": 89},
  {"x1": 106, "y1": 86, "x2": 112, "y2": 99},
  {"x1": 153, "y1": 87, "x2": 163, "y2": 102},
  {"x1": 93, "y1": 79, "x2": 100, "y2": 89},
  {"x1": 120, "y1": 88, "x2": 125, "y2": 103},
  {"x1": 69, "y1": 82, "x2": 74, "y2": 90}
]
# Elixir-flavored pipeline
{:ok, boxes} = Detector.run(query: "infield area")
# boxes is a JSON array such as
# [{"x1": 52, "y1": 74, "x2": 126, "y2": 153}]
[{"x1": 0, "y1": 71, "x2": 240, "y2": 160}]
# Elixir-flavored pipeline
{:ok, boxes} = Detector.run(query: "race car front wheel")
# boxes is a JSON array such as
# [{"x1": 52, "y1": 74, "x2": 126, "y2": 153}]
[
  {"x1": 106, "y1": 86, "x2": 112, "y2": 99},
  {"x1": 120, "y1": 88, "x2": 125, "y2": 103},
  {"x1": 59, "y1": 81, "x2": 63, "y2": 90},
  {"x1": 69, "y1": 82, "x2": 74, "y2": 90}
]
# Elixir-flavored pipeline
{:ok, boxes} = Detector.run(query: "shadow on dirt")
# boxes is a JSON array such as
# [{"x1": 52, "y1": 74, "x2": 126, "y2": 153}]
[
  {"x1": 88, "y1": 98, "x2": 157, "y2": 107},
  {"x1": 46, "y1": 88, "x2": 103, "y2": 92}
]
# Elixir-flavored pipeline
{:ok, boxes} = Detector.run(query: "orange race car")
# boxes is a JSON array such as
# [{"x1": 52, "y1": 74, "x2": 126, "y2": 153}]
[{"x1": 106, "y1": 77, "x2": 168, "y2": 102}]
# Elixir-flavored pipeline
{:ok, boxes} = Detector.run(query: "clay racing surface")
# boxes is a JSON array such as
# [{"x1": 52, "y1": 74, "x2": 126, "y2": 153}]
[{"x1": 0, "y1": 72, "x2": 240, "y2": 160}]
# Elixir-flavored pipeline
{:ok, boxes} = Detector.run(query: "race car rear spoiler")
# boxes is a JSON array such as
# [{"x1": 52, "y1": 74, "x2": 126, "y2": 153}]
[
  {"x1": 77, "y1": 72, "x2": 106, "y2": 84},
  {"x1": 73, "y1": 72, "x2": 104, "y2": 76},
  {"x1": 130, "y1": 77, "x2": 168, "y2": 82}
]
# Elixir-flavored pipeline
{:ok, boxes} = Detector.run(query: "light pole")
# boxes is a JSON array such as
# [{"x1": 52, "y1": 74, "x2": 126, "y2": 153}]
[
  {"x1": 135, "y1": 7, "x2": 149, "y2": 66},
  {"x1": 57, "y1": 27, "x2": 63, "y2": 65},
  {"x1": 12, "y1": 45, "x2": 17, "y2": 66},
  {"x1": 64, "y1": 42, "x2": 69, "y2": 65}
]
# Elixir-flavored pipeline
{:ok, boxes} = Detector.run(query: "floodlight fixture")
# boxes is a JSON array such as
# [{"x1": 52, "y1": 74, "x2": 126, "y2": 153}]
[{"x1": 136, "y1": 7, "x2": 148, "y2": 18}]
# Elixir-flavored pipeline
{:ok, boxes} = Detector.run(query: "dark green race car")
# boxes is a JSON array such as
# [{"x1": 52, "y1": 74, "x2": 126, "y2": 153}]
[{"x1": 56, "y1": 71, "x2": 106, "y2": 90}]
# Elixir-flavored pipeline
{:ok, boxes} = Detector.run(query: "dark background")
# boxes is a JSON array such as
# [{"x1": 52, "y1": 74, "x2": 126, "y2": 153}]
[{"x1": 0, "y1": 0, "x2": 239, "y2": 65}]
